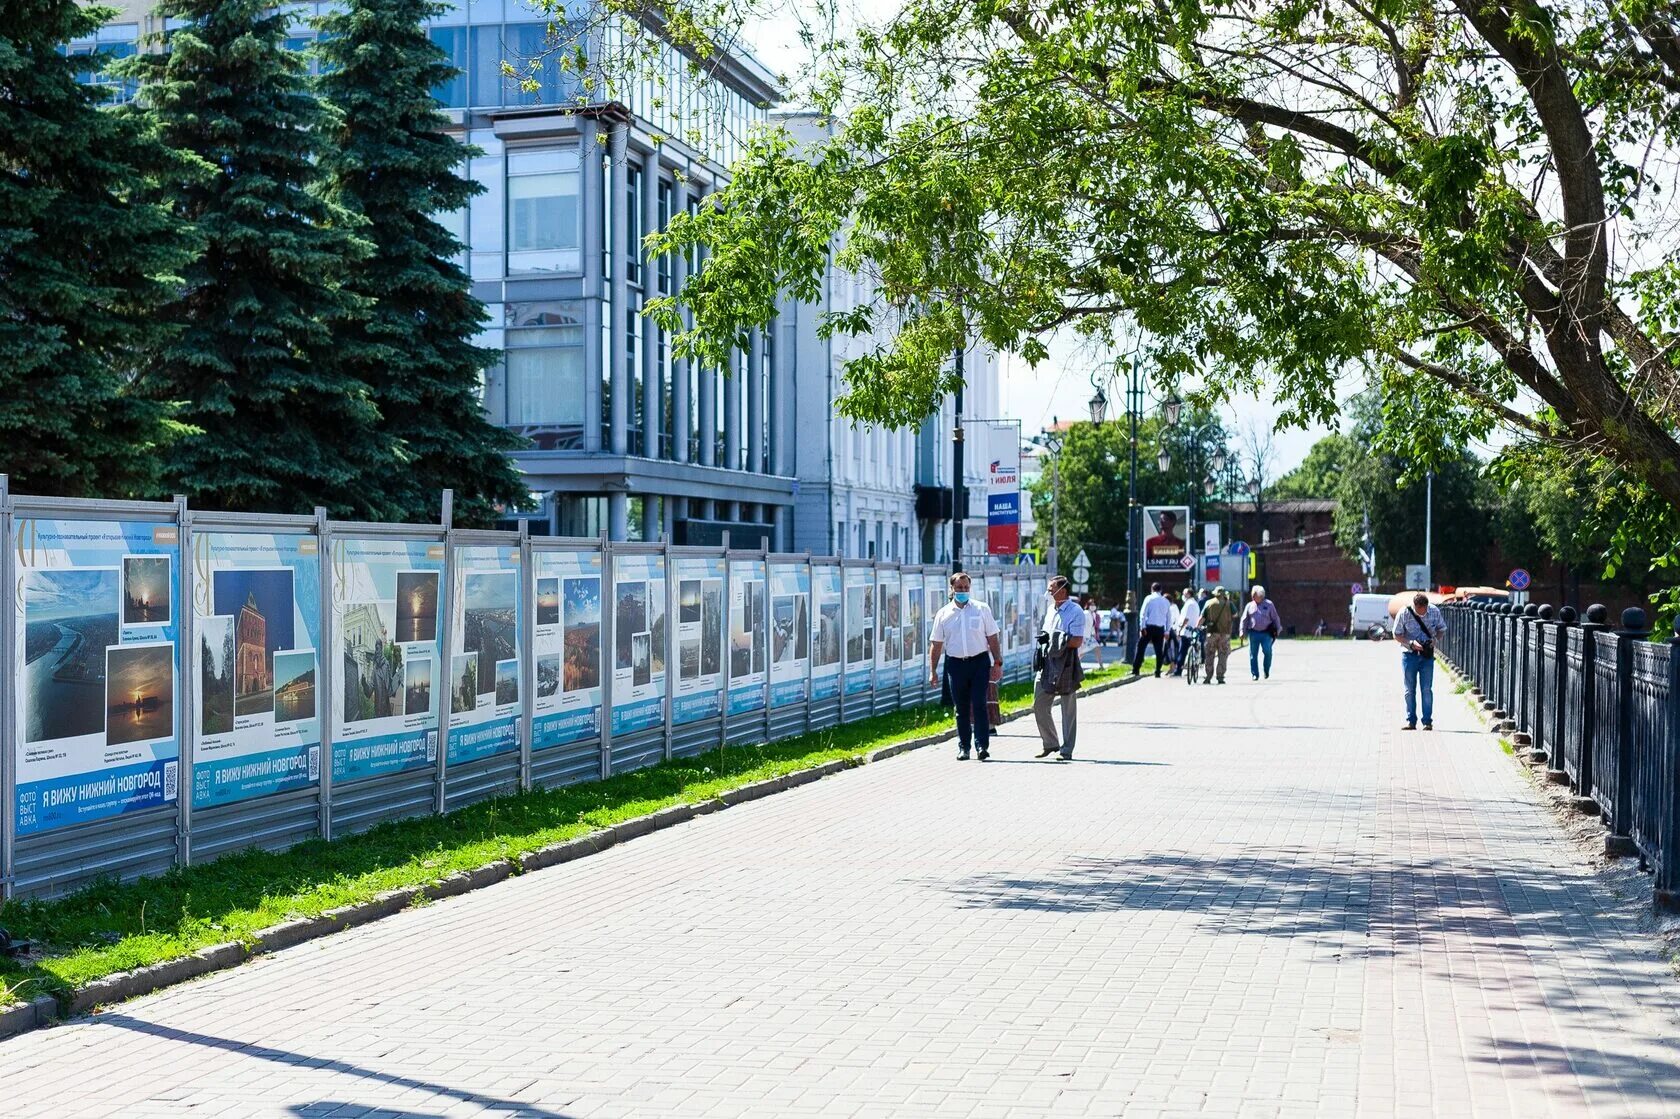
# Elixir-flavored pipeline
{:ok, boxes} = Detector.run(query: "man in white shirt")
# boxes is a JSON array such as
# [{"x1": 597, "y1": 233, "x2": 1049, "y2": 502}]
[
  {"x1": 928, "y1": 572, "x2": 1003, "y2": 761},
  {"x1": 1131, "y1": 582, "x2": 1173, "y2": 678},
  {"x1": 1171, "y1": 587, "x2": 1203, "y2": 676},
  {"x1": 1035, "y1": 575, "x2": 1087, "y2": 759}
]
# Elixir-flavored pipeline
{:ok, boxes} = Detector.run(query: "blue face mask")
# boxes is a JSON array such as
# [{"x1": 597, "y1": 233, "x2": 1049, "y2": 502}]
[{"x1": 953, "y1": 592, "x2": 971, "y2": 605}]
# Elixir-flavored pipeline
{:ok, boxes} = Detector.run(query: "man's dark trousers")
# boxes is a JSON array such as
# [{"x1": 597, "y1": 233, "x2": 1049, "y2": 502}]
[
  {"x1": 1133, "y1": 625, "x2": 1167, "y2": 676},
  {"x1": 946, "y1": 653, "x2": 990, "y2": 754}
]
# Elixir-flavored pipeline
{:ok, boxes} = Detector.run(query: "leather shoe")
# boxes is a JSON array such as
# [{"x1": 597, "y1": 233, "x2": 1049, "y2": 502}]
[
  {"x1": 977, "y1": 748, "x2": 990, "y2": 761},
  {"x1": 1036, "y1": 746, "x2": 1057, "y2": 758},
  {"x1": 1401, "y1": 723, "x2": 1416, "y2": 731},
  {"x1": 957, "y1": 750, "x2": 971, "y2": 760}
]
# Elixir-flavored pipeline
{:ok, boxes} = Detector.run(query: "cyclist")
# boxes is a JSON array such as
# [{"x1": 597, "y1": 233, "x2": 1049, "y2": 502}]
[{"x1": 1171, "y1": 586, "x2": 1204, "y2": 678}]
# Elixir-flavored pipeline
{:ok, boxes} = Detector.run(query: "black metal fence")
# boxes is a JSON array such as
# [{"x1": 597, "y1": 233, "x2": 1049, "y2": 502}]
[{"x1": 1439, "y1": 602, "x2": 1680, "y2": 910}]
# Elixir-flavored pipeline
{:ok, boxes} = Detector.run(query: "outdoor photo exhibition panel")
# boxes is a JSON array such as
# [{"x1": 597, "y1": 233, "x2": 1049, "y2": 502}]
[
  {"x1": 609, "y1": 547, "x2": 668, "y2": 774},
  {"x1": 9, "y1": 506, "x2": 183, "y2": 896},
  {"x1": 809, "y1": 562, "x2": 843, "y2": 730},
  {"x1": 767, "y1": 558, "x2": 812, "y2": 741},
  {"x1": 1013, "y1": 574, "x2": 1037, "y2": 681},
  {"x1": 900, "y1": 571, "x2": 925, "y2": 703},
  {"x1": 726, "y1": 555, "x2": 769, "y2": 744},
  {"x1": 189, "y1": 525, "x2": 325, "y2": 861},
  {"x1": 328, "y1": 532, "x2": 445, "y2": 835},
  {"x1": 530, "y1": 545, "x2": 604, "y2": 789},
  {"x1": 670, "y1": 551, "x2": 725, "y2": 757},
  {"x1": 874, "y1": 566, "x2": 902, "y2": 715},
  {"x1": 923, "y1": 569, "x2": 945, "y2": 692},
  {"x1": 446, "y1": 537, "x2": 524, "y2": 810},
  {"x1": 842, "y1": 563, "x2": 876, "y2": 722}
]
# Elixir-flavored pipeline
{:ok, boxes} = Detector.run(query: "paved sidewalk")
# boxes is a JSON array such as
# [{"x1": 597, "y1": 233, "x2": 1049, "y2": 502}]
[{"x1": 8, "y1": 642, "x2": 1680, "y2": 1117}]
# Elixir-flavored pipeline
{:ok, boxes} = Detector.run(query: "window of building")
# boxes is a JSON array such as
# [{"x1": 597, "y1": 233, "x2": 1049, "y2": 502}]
[
  {"x1": 428, "y1": 26, "x2": 468, "y2": 108},
  {"x1": 503, "y1": 302, "x2": 586, "y2": 449},
  {"x1": 626, "y1": 164, "x2": 644, "y2": 288},
  {"x1": 627, "y1": 290, "x2": 642, "y2": 456},
  {"x1": 556, "y1": 494, "x2": 607, "y2": 537},
  {"x1": 507, "y1": 148, "x2": 580, "y2": 274}
]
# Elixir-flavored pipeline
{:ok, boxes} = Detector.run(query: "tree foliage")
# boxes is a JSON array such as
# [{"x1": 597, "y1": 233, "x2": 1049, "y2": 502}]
[
  {"x1": 0, "y1": 0, "x2": 197, "y2": 496},
  {"x1": 642, "y1": 0, "x2": 1680, "y2": 542},
  {"x1": 314, "y1": 0, "x2": 528, "y2": 527},
  {"x1": 122, "y1": 0, "x2": 391, "y2": 516}
]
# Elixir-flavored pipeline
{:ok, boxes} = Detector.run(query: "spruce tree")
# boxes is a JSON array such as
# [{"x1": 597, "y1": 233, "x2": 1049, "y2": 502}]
[
  {"x1": 0, "y1": 1, "x2": 196, "y2": 497},
  {"x1": 314, "y1": 0, "x2": 527, "y2": 527},
  {"x1": 125, "y1": 0, "x2": 394, "y2": 516}
]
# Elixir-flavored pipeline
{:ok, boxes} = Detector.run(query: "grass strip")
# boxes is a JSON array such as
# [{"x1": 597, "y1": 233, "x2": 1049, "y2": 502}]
[{"x1": 0, "y1": 664, "x2": 1127, "y2": 1008}]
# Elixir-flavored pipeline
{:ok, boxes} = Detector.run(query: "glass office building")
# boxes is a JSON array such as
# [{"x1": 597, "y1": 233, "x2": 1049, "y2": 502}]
[{"x1": 78, "y1": 2, "x2": 790, "y2": 545}]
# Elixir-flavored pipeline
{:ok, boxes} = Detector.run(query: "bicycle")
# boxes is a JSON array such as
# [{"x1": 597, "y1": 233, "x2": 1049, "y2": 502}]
[{"x1": 1181, "y1": 627, "x2": 1204, "y2": 685}]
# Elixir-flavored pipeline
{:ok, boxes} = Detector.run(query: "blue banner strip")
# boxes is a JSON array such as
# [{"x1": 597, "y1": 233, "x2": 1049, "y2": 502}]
[
  {"x1": 16, "y1": 758, "x2": 173, "y2": 837},
  {"x1": 612, "y1": 698, "x2": 664, "y2": 736},
  {"x1": 534, "y1": 707, "x2": 598, "y2": 750},
  {"x1": 333, "y1": 728, "x2": 433, "y2": 784},
  {"x1": 193, "y1": 743, "x2": 314, "y2": 808},
  {"x1": 448, "y1": 717, "x2": 518, "y2": 764}
]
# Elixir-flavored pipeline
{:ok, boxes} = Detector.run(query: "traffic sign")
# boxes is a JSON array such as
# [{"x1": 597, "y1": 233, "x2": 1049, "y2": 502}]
[
  {"x1": 1179, "y1": 554, "x2": 1195, "y2": 571},
  {"x1": 1508, "y1": 568, "x2": 1531, "y2": 591},
  {"x1": 1226, "y1": 541, "x2": 1250, "y2": 558},
  {"x1": 1352, "y1": 583, "x2": 1363, "y2": 595},
  {"x1": 1073, "y1": 548, "x2": 1091, "y2": 569}
]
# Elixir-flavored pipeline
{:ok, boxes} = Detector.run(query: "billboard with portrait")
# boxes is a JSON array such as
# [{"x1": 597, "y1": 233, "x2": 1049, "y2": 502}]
[
  {"x1": 12, "y1": 517, "x2": 181, "y2": 835},
  {"x1": 192, "y1": 531, "x2": 321, "y2": 807},
  {"x1": 1142, "y1": 506, "x2": 1191, "y2": 573},
  {"x1": 532, "y1": 549, "x2": 603, "y2": 749}
]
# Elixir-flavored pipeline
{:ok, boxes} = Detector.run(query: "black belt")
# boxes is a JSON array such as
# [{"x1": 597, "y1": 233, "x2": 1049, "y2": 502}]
[{"x1": 949, "y1": 652, "x2": 991, "y2": 661}]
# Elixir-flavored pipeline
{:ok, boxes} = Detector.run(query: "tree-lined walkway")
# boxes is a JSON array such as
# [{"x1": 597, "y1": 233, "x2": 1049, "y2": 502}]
[{"x1": 7, "y1": 642, "x2": 1680, "y2": 1116}]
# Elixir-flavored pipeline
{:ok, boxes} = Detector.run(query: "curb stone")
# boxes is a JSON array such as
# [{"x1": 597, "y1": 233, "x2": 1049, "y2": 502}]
[{"x1": 2, "y1": 670, "x2": 1139, "y2": 1038}]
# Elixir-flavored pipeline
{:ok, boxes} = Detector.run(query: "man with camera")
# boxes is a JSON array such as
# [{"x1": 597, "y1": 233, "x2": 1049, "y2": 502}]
[{"x1": 1393, "y1": 592, "x2": 1448, "y2": 730}]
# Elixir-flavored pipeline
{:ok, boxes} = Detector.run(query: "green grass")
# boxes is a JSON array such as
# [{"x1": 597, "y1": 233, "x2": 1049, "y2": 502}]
[{"x1": 1, "y1": 665, "x2": 1126, "y2": 1008}]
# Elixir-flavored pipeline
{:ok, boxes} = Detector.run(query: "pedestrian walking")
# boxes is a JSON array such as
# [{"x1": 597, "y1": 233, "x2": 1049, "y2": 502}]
[
  {"x1": 1034, "y1": 575, "x2": 1085, "y2": 759},
  {"x1": 1132, "y1": 582, "x2": 1172, "y2": 677},
  {"x1": 1082, "y1": 595, "x2": 1105, "y2": 666},
  {"x1": 1394, "y1": 592, "x2": 1447, "y2": 730},
  {"x1": 1107, "y1": 603, "x2": 1124, "y2": 651},
  {"x1": 1240, "y1": 585, "x2": 1283, "y2": 680},
  {"x1": 928, "y1": 572, "x2": 1003, "y2": 760},
  {"x1": 1171, "y1": 586, "x2": 1203, "y2": 677},
  {"x1": 1200, "y1": 587, "x2": 1234, "y2": 683}
]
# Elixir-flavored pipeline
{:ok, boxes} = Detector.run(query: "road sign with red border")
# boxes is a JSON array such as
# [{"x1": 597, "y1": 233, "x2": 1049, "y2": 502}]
[{"x1": 1508, "y1": 568, "x2": 1531, "y2": 591}]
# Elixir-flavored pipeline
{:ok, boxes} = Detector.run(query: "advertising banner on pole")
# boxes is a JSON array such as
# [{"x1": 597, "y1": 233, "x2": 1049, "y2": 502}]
[
  {"x1": 192, "y1": 531, "x2": 321, "y2": 807},
  {"x1": 12, "y1": 517, "x2": 181, "y2": 835},
  {"x1": 531, "y1": 549, "x2": 602, "y2": 750},
  {"x1": 982, "y1": 422, "x2": 1021, "y2": 556},
  {"x1": 447, "y1": 544, "x2": 523, "y2": 763},
  {"x1": 875, "y1": 568, "x2": 901, "y2": 682},
  {"x1": 728, "y1": 558, "x2": 768, "y2": 715},
  {"x1": 672, "y1": 555, "x2": 725, "y2": 724},
  {"x1": 769, "y1": 563, "x2": 811, "y2": 708},
  {"x1": 900, "y1": 574, "x2": 924, "y2": 689},
  {"x1": 609, "y1": 552, "x2": 666, "y2": 735},
  {"x1": 843, "y1": 566, "x2": 874, "y2": 695},
  {"x1": 811, "y1": 567, "x2": 842, "y2": 701},
  {"x1": 330, "y1": 537, "x2": 443, "y2": 783},
  {"x1": 1203, "y1": 522, "x2": 1221, "y2": 555},
  {"x1": 1142, "y1": 506, "x2": 1191, "y2": 573}
]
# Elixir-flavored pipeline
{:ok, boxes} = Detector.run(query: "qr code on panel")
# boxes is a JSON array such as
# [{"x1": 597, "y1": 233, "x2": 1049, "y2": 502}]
[
  {"x1": 307, "y1": 747, "x2": 320, "y2": 782},
  {"x1": 164, "y1": 760, "x2": 179, "y2": 803},
  {"x1": 426, "y1": 730, "x2": 438, "y2": 763}
]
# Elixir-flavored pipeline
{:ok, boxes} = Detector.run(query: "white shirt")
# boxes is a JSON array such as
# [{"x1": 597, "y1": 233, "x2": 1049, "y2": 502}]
[
  {"x1": 1179, "y1": 597, "x2": 1203, "y2": 630},
  {"x1": 930, "y1": 599, "x2": 1000, "y2": 659},
  {"x1": 1087, "y1": 607, "x2": 1103, "y2": 634},
  {"x1": 1140, "y1": 592, "x2": 1174, "y2": 628}
]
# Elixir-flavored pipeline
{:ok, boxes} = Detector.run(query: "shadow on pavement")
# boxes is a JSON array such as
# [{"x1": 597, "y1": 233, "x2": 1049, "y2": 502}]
[{"x1": 91, "y1": 1016, "x2": 579, "y2": 1118}]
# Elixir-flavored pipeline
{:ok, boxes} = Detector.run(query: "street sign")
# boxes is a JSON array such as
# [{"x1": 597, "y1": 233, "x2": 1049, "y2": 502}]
[
  {"x1": 1073, "y1": 548, "x2": 1091, "y2": 569},
  {"x1": 1226, "y1": 541, "x2": 1250, "y2": 558},
  {"x1": 1508, "y1": 568, "x2": 1531, "y2": 591},
  {"x1": 1352, "y1": 583, "x2": 1364, "y2": 595},
  {"x1": 1404, "y1": 564, "x2": 1429, "y2": 590},
  {"x1": 1179, "y1": 555, "x2": 1195, "y2": 571}
]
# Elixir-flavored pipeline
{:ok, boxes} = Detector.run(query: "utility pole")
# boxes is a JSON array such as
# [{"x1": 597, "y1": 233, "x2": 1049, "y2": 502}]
[
  {"x1": 952, "y1": 343, "x2": 965, "y2": 572},
  {"x1": 1048, "y1": 416, "x2": 1061, "y2": 573}
]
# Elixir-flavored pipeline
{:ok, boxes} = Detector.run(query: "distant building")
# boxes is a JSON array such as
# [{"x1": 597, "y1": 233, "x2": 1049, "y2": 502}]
[{"x1": 235, "y1": 593, "x2": 270, "y2": 696}]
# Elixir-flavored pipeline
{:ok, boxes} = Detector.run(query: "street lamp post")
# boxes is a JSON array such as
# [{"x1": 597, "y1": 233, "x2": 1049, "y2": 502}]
[{"x1": 1028, "y1": 422, "x2": 1064, "y2": 573}]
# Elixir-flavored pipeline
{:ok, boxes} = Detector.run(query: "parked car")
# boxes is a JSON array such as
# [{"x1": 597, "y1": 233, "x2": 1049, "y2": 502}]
[{"x1": 1351, "y1": 593, "x2": 1395, "y2": 640}]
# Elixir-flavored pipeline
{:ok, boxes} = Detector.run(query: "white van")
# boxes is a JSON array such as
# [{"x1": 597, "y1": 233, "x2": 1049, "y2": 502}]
[{"x1": 1350, "y1": 593, "x2": 1393, "y2": 639}]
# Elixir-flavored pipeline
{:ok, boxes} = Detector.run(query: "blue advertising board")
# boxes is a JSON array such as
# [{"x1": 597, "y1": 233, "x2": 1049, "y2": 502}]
[
  {"x1": 810, "y1": 566, "x2": 843, "y2": 701},
  {"x1": 844, "y1": 567, "x2": 874, "y2": 695},
  {"x1": 728, "y1": 559, "x2": 768, "y2": 715},
  {"x1": 12, "y1": 517, "x2": 181, "y2": 835},
  {"x1": 532, "y1": 549, "x2": 603, "y2": 749},
  {"x1": 330, "y1": 536, "x2": 444, "y2": 783},
  {"x1": 769, "y1": 562, "x2": 811, "y2": 708},
  {"x1": 448, "y1": 543, "x2": 524, "y2": 763},
  {"x1": 671, "y1": 555, "x2": 724, "y2": 724},
  {"x1": 609, "y1": 552, "x2": 666, "y2": 736},
  {"x1": 191, "y1": 531, "x2": 321, "y2": 807}
]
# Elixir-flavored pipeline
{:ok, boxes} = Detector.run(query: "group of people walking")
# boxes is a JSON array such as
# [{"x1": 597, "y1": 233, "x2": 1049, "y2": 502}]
[{"x1": 927, "y1": 572, "x2": 1285, "y2": 762}]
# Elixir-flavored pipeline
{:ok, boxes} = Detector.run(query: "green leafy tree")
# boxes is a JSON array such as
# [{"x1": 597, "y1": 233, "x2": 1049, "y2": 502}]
[
  {"x1": 0, "y1": 0, "x2": 197, "y2": 497},
  {"x1": 640, "y1": 0, "x2": 1680, "y2": 534},
  {"x1": 1271, "y1": 436, "x2": 1357, "y2": 500},
  {"x1": 122, "y1": 0, "x2": 391, "y2": 515},
  {"x1": 314, "y1": 0, "x2": 527, "y2": 527}
]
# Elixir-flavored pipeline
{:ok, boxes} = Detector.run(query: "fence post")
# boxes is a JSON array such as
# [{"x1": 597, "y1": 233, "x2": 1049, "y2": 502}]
[
  {"x1": 1548, "y1": 606, "x2": 1576, "y2": 783},
  {"x1": 316, "y1": 507, "x2": 335, "y2": 840},
  {"x1": 517, "y1": 521, "x2": 534, "y2": 792},
  {"x1": 1658, "y1": 618, "x2": 1680, "y2": 911},
  {"x1": 435, "y1": 489, "x2": 455, "y2": 814},
  {"x1": 0, "y1": 474, "x2": 12, "y2": 903},
  {"x1": 1478, "y1": 604, "x2": 1497, "y2": 709},
  {"x1": 599, "y1": 531, "x2": 614, "y2": 781},
  {"x1": 1573, "y1": 604, "x2": 1609, "y2": 811},
  {"x1": 1525, "y1": 604, "x2": 1554, "y2": 763},
  {"x1": 1607, "y1": 608, "x2": 1649, "y2": 856},
  {"x1": 175, "y1": 494, "x2": 194, "y2": 868}
]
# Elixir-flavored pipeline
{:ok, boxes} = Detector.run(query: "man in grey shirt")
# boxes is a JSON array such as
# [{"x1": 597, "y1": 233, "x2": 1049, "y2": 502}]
[{"x1": 1394, "y1": 592, "x2": 1448, "y2": 730}]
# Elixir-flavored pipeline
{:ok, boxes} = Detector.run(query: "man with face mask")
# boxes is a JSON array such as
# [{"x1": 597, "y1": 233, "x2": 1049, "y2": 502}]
[
  {"x1": 928, "y1": 572, "x2": 1003, "y2": 760},
  {"x1": 1034, "y1": 574, "x2": 1086, "y2": 759}
]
